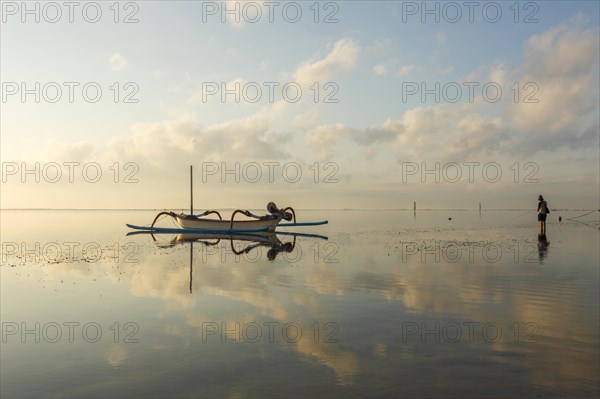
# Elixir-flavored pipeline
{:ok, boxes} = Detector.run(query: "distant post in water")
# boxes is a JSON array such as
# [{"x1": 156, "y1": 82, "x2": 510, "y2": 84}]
[
  {"x1": 479, "y1": 203, "x2": 481, "y2": 212},
  {"x1": 190, "y1": 165, "x2": 193, "y2": 215},
  {"x1": 414, "y1": 202, "x2": 416, "y2": 211}
]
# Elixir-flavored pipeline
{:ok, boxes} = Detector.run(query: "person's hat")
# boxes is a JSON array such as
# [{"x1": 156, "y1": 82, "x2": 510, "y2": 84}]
[{"x1": 538, "y1": 195, "x2": 544, "y2": 200}]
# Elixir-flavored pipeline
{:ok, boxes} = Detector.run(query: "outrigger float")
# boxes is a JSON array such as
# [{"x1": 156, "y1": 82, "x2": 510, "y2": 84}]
[{"x1": 126, "y1": 166, "x2": 328, "y2": 234}]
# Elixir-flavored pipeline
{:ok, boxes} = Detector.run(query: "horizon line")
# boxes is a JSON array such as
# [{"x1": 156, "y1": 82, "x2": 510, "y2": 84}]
[{"x1": 0, "y1": 208, "x2": 596, "y2": 212}]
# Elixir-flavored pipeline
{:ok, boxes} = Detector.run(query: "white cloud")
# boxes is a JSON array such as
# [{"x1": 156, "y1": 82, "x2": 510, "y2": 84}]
[
  {"x1": 109, "y1": 53, "x2": 129, "y2": 71},
  {"x1": 373, "y1": 64, "x2": 387, "y2": 76},
  {"x1": 293, "y1": 39, "x2": 359, "y2": 87},
  {"x1": 222, "y1": 0, "x2": 248, "y2": 29},
  {"x1": 291, "y1": 106, "x2": 321, "y2": 130},
  {"x1": 371, "y1": 38, "x2": 392, "y2": 54},
  {"x1": 434, "y1": 65, "x2": 454, "y2": 76},
  {"x1": 396, "y1": 65, "x2": 414, "y2": 76},
  {"x1": 506, "y1": 15, "x2": 599, "y2": 150},
  {"x1": 305, "y1": 123, "x2": 358, "y2": 160},
  {"x1": 435, "y1": 31, "x2": 447, "y2": 45},
  {"x1": 105, "y1": 108, "x2": 291, "y2": 170}
]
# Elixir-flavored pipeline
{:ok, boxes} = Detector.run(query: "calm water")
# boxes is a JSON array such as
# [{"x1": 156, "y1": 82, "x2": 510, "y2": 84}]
[{"x1": 1, "y1": 210, "x2": 599, "y2": 398}]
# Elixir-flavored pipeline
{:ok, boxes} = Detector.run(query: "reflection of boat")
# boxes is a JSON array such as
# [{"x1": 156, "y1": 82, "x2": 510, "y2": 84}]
[
  {"x1": 126, "y1": 166, "x2": 328, "y2": 233},
  {"x1": 130, "y1": 230, "x2": 328, "y2": 294},
  {"x1": 131, "y1": 230, "x2": 328, "y2": 261}
]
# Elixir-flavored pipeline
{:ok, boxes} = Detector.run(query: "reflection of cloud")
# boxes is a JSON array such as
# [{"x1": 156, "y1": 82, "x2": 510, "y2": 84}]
[
  {"x1": 106, "y1": 345, "x2": 128, "y2": 368},
  {"x1": 25, "y1": 224, "x2": 598, "y2": 393},
  {"x1": 374, "y1": 343, "x2": 386, "y2": 357},
  {"x1": 296, "y1": 339, "x2": 359, "y2": 385}
]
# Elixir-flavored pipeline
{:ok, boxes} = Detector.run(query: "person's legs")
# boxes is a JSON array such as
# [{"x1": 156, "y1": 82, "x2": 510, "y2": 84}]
[
  {"x1": 541, "y1": 220, "x2": 545, "y2": 235},
  {"x1": 541, "y1": 214, "x2": 546, "y2": 235}
]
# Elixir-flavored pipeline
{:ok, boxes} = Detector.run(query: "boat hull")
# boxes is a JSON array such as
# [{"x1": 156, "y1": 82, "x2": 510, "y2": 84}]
[{"x1": 174, "y1": 215, "x2": 281, "y2": 231}]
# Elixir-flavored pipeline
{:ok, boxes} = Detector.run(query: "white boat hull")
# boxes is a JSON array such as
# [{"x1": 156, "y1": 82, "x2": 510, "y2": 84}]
[{"x1": 174, "y1": 215, "x2": 281, "y2": 231}]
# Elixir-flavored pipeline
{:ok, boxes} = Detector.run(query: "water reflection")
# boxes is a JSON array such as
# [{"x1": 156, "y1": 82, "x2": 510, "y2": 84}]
[
  {"x1": 135, "y1": 231, "x2": 328, "y2": 293},
  {"x1": 130, "y1": 230, "x2": 327, "y2": 259},
  {"x1": 1, "y1": 210, "x2": 598, "y2": 398},
  {"x1": 537, "y1": 233, "x2": 549, "y2": 263}
]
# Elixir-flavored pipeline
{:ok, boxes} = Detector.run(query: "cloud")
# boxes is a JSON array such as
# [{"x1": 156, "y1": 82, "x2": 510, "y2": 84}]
[
  {"x1": 373, "y1": 64, "x2": 387, "y2": 76},
  {"x1": 109, "y1": 53, "x2": 129, "y2": 71},
  {"x1": 386, "y1": 105, "x2": 507, "y2": 161},
  {"x1": 354, "y1": 16, "x2": 599, "y2": 162},
  {"x1": 356, "y1": 121, "x2": 402, "y2": 146},
  {"x1": 293, "y1": 39, "x2": 359, "y2": 87},
  {"x1": 506, "y1": 15, "x2": 599, "y2": 151},
  {"x1": 396, "y1": 65, "x2": 414, "y2": 76},
  {"x1": 371, "y1": 38, "x2": 392, "y2": 54},
  {"x1": 435, "y1": 31, "x2": 447, "y2": 45},
  {"x1": 42, "y1": 140, "x2": 96, "y2": 162},
  {"x1": 105, "y1": 108, "x2": 292, "y2": 171},
  {"x1": 305, "y1": 123, "x2": 358, "y2": 160},
  {"x1": 222, "y1": 0, "x2": 248, "y2": 29},
  {"x1": 300, "y1": 105, "x2": 507, "y2": 164}
]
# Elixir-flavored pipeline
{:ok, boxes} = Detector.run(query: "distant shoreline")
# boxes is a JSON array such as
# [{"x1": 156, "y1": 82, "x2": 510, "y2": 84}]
[{"x1": 0, "y1": 208, "x2": 594, "y2": 212}]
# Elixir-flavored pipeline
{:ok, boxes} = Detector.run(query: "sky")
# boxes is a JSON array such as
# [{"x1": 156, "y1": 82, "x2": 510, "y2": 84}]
[{"x1": 1, "y1": 0, "x2": 599, "y2": 210}]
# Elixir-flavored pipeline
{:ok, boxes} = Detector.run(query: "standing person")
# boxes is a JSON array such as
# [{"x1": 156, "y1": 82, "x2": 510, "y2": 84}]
[{"x1": 537, "y1": 195, "x2": 549, "y2": 235}]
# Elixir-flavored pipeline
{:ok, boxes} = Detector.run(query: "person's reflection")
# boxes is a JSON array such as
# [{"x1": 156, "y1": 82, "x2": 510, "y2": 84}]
[{"x1": 537, "y1": 233, "x2": 549, "y2": 263}]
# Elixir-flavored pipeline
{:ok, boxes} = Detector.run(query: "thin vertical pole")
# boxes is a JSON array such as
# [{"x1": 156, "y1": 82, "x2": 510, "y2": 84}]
[
  {"x1": 190, "y1": 165, "x2": 193, "y2": 215},
  {"x1": 189, "y1": 242, "x2": 193, "y2": 294}
]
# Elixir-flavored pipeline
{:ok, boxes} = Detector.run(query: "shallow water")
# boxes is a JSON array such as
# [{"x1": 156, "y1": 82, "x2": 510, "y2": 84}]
[{"x1": 1, "y1": 210, "x2": 599, "y2": 398}]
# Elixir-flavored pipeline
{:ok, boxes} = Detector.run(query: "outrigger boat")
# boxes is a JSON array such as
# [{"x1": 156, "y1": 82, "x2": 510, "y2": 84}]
[{"x1": 126, "y1": 166, "x2": 328, "y2": 234}]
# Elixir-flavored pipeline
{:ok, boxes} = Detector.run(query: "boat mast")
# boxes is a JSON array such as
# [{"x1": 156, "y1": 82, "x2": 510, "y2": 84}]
[{"x1": 190, "y1": 165, "x2": 193, "y2": 215}]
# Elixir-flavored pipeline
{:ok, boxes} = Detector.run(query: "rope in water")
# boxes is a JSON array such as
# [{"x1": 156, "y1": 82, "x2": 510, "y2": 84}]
[
  {"x1": 509, "y1": 210, "x2": 535, "y2": 220},
  {"x1": 565, "y1": 210, "x2": 599, "y2": 220}
]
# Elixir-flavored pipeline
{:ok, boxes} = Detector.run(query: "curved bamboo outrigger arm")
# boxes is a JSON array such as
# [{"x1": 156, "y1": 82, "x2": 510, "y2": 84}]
[
  {"x1": 230, "y1": 239, "x2": 263, "y2": 255},
  {"x1": 197, "y1": 210, "x2": 223, "y2": 220},
  {"x1": 230, "y1": 209, "x2": 253, "y2": 229},
  {"x1": 151, "y1": 211, "x2": 177, "y2": 228},
  {"x1": 282, "y1": 207, "x2": 297, "y2": 223}
]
